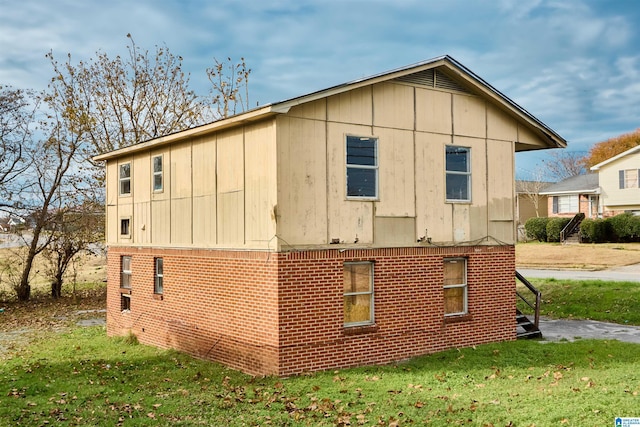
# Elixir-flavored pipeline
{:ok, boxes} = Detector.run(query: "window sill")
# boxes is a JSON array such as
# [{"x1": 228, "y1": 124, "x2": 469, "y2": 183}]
[
  {"x1": 120, "y1": 288, "x2": 131, "y2": 295},
  {"x1": 344, "y1": 324, "x2": 378, "y2": 335},
  {"x1": 153, "y1": 293, "x2": 163, "y2": 301},
  {"x1": 346, "y1": 197, "x2": 379, "y2": 202},
  {"x1": 445, "y1": 200, "x2": 471, "y2": 204},
  {"x1": 444, "y1": 314, "x2": 472, "y2": 324}
]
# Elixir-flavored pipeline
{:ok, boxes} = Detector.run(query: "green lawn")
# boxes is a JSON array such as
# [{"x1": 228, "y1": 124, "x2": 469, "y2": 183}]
[
  {"x1": 519, "y1": 279, "x2": 640, "y2": 325},
  {"x1": 2, "y1": 278, "x2": 640, "y2": 425},
  {"x1": 2, "y1": 327, "x2": 639, "y2": 426}
]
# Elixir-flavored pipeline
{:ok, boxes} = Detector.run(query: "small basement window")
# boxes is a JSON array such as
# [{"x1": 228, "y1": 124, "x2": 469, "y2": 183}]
[
  {"x1": 121, "y1": 294, "x2": 131, "y2": 312},
  {"x1": 121, "y1": 256, "x2": 132, "y2": 289},
  {"x1": 154, "y1": 257, "x2": 164, "y2": 294}
]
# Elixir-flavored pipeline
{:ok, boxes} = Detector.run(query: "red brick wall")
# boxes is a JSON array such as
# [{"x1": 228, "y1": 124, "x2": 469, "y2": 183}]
[
  {"x1": 106, "y1": 245, "x2": 516, "y2": 376},
  {"x1": 106, "y1": 247, "x2": 280, "y2": 375},
  {"x1": 276, "y1": 246, "x2": 515, "y2": 375}
]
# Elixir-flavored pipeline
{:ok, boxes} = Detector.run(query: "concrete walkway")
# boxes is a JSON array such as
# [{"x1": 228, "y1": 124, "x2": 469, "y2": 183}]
[
  {"x1": 517, "y1": 263, "x2": 640, "y2": 283},
  {"x1": 517, "y1": 263, "x2": 640, "y2": 343},
  {"x1": 539, "y1": 317, "x2": 640, "y2": 344}
]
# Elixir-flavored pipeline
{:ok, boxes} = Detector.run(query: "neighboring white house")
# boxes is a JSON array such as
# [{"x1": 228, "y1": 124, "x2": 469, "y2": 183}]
[{"x1": 591, "y1": 145, "x2": 640, "y2": 216}]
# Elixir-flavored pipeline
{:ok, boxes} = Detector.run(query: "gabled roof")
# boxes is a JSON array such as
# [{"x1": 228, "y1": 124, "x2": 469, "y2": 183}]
[
  {"x1": 539, "y1": 173, "x2": 599, "y2": 195},
  {"x1": 515, "y1": 180, "x2": 554, "y2": 193},
  {"x1": 590, "y1": 144, "x2": 640, "y2": 171},
  {"x1": 94, "y1": 55, "x2": 566, "y2": 162}
]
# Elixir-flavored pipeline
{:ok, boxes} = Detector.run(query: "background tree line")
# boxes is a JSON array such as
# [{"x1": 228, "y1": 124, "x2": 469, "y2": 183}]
[{"x1": 0, "y1": 35, "x2": 250, "y2": 301}]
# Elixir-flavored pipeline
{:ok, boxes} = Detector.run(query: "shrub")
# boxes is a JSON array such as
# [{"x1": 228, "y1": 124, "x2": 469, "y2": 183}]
[
  {"x1": 546, "y1": 217, "x2": 570, "y2": 242},
  {"x1": 524, "y1": 217, "x2": 549, "y2": 242},
  {"x1": 607, "y1": 213, "x2": 640, "y2": 242},
  {"x1": 580, "y1": 218, "x2": 610, "y2": 243}
]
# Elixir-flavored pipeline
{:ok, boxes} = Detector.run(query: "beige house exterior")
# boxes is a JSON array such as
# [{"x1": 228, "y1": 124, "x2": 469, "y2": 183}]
[
  {"x1": 97, "y1": 58, "x2": 564, "y2": 249},
  {"x1": 591, "y1": 145, "x2": 640, "y2": 216},
  {"x1": 95, "y1": 56, "x2": 566, "y2": 375}
]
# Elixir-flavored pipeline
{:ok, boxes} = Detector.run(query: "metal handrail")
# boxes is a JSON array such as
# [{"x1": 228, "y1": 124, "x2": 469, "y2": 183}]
[
  {"x1": 515, "y1": 271, "x2": 541, "y2": 328},
  {"x1": 560, "y1": 212, "x2": 585, "y2": 243}
]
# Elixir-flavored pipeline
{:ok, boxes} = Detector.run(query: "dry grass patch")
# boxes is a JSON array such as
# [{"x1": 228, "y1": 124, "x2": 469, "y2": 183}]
[
  {"x1": 0, "y1": 246, "x2": 106, "y2": 299},
  {"x1": 516, "y1": 242, "x2": 640, "y2": 270}
]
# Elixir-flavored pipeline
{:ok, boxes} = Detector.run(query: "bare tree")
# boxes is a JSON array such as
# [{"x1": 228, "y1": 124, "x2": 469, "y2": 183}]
[
  {"x1": 0, "y1": 86, "x2": 35, "y2": 210},
  {"x1": 47, "y1": 34, "x2": 208, "y2": 159},
  {"x1": 42, "y1": 200, "x2": 104, "y2": 298},
  {"x1": 13, "y1": 73, "x2": 90, "y2": 301},
  {"x1": 8, "y1": 38, "x2": 253, "y2": 300},
  {"x1": 207, "y1": 57, "x2": 251, "y2": 118},
  {"x1": 517, "y1": 168, "x2": 552, "y2": 218},
  {"x1": 541, "y1": 150, "x2": 587, "y2": 181}
]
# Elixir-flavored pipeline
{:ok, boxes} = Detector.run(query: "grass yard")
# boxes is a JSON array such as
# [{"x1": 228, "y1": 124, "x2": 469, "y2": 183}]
[
  {"x1": 518, "y1": 278, "x2": 640, "y2": 325},
  {"x1": 1, "y1": 241, "x2": 640, "y2": 425},
  {"x1": 1, "y1": 326, "x2": 639, "y2": 426},
  {"x1": 516, "y1": 242, "x2": 640, "y2": 270},
  {"x1": 0, "y1": 246, "x2": 106, "y2": 301}
]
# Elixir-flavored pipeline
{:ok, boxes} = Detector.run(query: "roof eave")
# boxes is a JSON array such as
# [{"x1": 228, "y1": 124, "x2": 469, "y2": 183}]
[
  {"x1": 590, "y1": 144, "x2": 640, "y2": 171},
  {"x1": 94, "y1": 54, "x2": 567, "y2": 161},
  {"x1": 93, "y1": 105, "x2": 278, "y2": 162}
]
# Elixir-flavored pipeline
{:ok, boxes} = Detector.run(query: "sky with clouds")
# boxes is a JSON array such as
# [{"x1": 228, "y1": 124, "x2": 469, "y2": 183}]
[{"x1": 1, "y1": 0, "x2": 638, "y2": 179}]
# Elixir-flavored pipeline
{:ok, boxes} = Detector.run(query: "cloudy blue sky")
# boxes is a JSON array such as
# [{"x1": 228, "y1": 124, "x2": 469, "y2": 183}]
[{"x1": 1, "y1": 0, "x2": 638, "y2": 179}]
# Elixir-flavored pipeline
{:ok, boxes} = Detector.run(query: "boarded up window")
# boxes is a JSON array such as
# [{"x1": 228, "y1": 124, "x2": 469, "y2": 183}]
[
  {"x1": 343, "y1": 262, "x2": 374, "y2": 326},
  {"x1": 444, "y1": 258, "x2": 467, "y2": 316}
]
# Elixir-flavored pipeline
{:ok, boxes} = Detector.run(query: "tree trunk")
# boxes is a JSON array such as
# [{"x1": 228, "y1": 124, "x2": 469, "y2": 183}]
[
  {"x1": 16, "y1": 246, "x2": 37, "y2": 301},
  {"x1": 17, "y1": 221, "x2": 46, "y2": 301},
  {"x1": 51, "y1": 277, "x2": 63, "y2": 298},
  {"x1": 15, "y1": 281, "x2": 31, "y2": 301}
]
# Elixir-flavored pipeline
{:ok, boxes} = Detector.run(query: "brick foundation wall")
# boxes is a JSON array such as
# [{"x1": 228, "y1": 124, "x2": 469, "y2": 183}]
[
  {"x1": 106, "y1": 247, "x2": 280, "y2": 375},
  {"x1": 106, "y1": 245, "x2": 516, "y2": 376},
  {"x1": 276, "y1": 246, "x2": 515, "y2": 375}
]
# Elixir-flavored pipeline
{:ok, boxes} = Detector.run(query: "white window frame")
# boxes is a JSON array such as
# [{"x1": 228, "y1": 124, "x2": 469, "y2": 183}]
[
  {"x1": 346, "y1": 135, "x2": 378, "y2": 200},
  {"x1": 121, "y1": 256, "x2": 132, "y2": 289},
  {"x1": 119, "y1": 162, "x2": 131, "y2": 196},
  {"x1": 152, "y1": 155, "x2": 163, "y2": 192},
  {"x1": 343, "y1": 261, "x2": 375, "y2": 327},
  {"x1": 154, "y1": 257, "x2": 164, "y2": 295},
  {"x1": 445, "y1": 146, "x2": 471, "y2": 202},
  {"x1": 443, "y1": 258, "x2": 468, "y2": 317},
  {"x1": 623, "y1": 169, "x2": 639, "y2": 189},
  {"x1": 553, "y1": 195, "x2": 579, "y2": 214}
]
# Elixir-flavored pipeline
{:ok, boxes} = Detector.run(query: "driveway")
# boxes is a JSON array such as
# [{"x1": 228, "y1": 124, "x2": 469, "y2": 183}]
[
  {"x1": 539, "y1": 317, "x2": 640, "y2": 344},
  {"x1": 517, "y1": 263, "x2": 640, "y2": 343}
]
